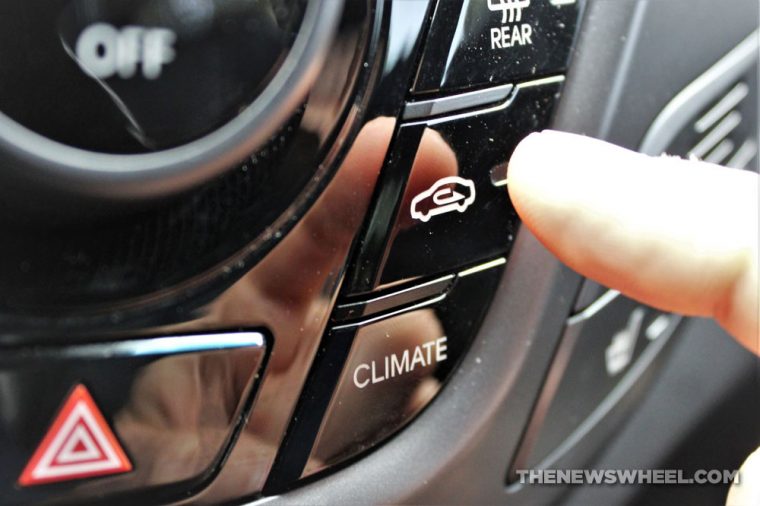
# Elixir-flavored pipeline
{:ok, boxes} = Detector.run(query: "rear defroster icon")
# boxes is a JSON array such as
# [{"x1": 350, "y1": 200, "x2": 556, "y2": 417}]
[
  {"x1": 487, "y1": 0, "x2": 531, "y2": 24},
  {"x1": 410, "y1": 176, "x2": 477, "y2": 223}
]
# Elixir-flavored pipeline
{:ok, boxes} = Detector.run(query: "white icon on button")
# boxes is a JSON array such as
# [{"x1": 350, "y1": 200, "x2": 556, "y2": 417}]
[
  {"x1": 410, "y1": 176, "x2": 476, "y2": 223},
  {"x1": 605, "y1": 307, "x2": 646, "y2": 377},
  {"x1": 645, "y1": 314, "x2": 672, "y2": 341},
  {"x1": 487, "y1": 0, "x2": 531, "y2": 23},
  {"x1": 487, "y1": 0, "x2": 534, "y2": 50}
]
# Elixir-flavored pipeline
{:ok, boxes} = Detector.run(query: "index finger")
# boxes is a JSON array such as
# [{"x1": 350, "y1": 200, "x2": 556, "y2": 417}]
[{"x1": 507, "y1": 130, "x2": 759, "y2": 354}]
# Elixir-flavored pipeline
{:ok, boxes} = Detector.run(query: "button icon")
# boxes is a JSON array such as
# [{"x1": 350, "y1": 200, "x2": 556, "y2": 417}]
[
  {"x1": 604, "y1": 307, "x2": 646, "y2": 377},
  {"x1": 645, "y1": 314, "x2": 673, "y2": 341},
  {"x1": 18, "y1": 384, "x2": 132, "y2": 486},
  {"x1": 410, "y1": 176, "x2": 476, "y2": 223},
  {"x1": 487, "y1": 0, "x2": 531, "y2": 23},
  {"x1": 487, "y1": 0, "x2": 534, "y2": 50}
]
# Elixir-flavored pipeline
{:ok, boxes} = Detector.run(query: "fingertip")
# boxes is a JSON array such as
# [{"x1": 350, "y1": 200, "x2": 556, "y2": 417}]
[
  {"x1": 507, "y1": 130, "x2": 587, "y2": 192},
  {"x1": 506, "y1": 131, "x2": 548, "y2": 186},
  {"x1": 507, "y1": 130, "x2": 580, "y2": 229},
  {"x1": 506, "y1": 131, "x2": 551, "y2": 218},
  {"x1": 504, "y1": 129, "x2": 759, "y2": 351}
]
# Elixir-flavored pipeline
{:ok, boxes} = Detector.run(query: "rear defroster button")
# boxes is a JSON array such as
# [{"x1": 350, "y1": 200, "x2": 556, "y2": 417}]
[{"x1": 413, "y1": 0, "x2": 583, "y2": 94}]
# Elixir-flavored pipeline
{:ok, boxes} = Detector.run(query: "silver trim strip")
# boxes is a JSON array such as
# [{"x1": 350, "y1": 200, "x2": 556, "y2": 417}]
[
  {"x1": 567, "y1": 289, "x2": 621, "y2": 325},
  {"x1": 403, "y1": 83, "x2": 514, "y2": 120},
  {"x1": 459, "y1": 257, "x2": 507, "y2": 277},
  {"x1": 516, "y1": 75, "x2": 567, "y2": 90},
  {"x1": 331, "y1": 294, "x2": 447, "y2": 331},
  {"x1": 409, "y1": 75, "x2": 565, "y2": 126},
  {"x1": 639, "y1": 30, "x2": 759, "y2": 156},
  {"x1": 338, "y1": 274, "x2": 455, "y2": 310},
  {"x1": 333, "y1": 258, "x2": 507, "y2": 330},
  {"x1": 29, "y1": 332, "x2": 267, "y2": 360},
  {"x1": 105, "y1": 332, "x2": 266, "y2": 356}
]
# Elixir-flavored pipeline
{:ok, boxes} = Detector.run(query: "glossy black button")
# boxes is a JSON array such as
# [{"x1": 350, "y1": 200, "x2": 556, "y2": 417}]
[
  {"x1": 0, "y1": 0, "x2": 306, "y2": 152},
  {"x1": 266, "y1": 258, "x2": 505, "y2": 490},
  {"x1": 0, "y1": 332, "x2": 268, "y2": 505},
  {"x1": 414, "y1": 0, "x2": 582, "y2": 94},
  {"x1": 511, "y1": 293, "x2": 680, "y2": 472},
  {"x1": 377, "y1": 77, "x2": 563, "y2": 289}
]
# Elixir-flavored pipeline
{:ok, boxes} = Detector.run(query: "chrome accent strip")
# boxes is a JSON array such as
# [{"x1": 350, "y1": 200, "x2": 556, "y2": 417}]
[
  {"x1": 30, "y1": 332, "x2": 267, "y2": 359},
  {"x1": 403, "y1": 83, "x2": 514, "y2": 120}
]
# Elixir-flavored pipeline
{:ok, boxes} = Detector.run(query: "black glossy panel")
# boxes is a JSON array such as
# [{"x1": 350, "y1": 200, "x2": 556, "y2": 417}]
[
  {"x1": 265, "y1": 258, "x2": 504, "y2": 491},
  {"x1": 512, "y1": 293, "x2": 680, "y2": 472},
  {"x1": 262, "y1": 1, "x2": 759, "y2": 505},
  {"x1": 377, "y1": 78, "x2": 562, "y2": 288},
  {"x1": 341, "y1": 126, "x2": 427, "y2": 294},
  {"x1": 414, "y1": 0, "x2": 581, "y2": 94},
  {"x1": 0, "y1": 333, "x2": 267, "y2": 505},
  {"x1": 307, "y1": 259, "x2": 504, "y2": 476},
  {"x1": 181, "y1": 115, "x2": 393, "y2": 503},
  {"x1": 0, "y1": 0, "x2": 433, "y2": 502},
  {"x1": 0, "y1": 0, "x2": 305, "y2": 153}
]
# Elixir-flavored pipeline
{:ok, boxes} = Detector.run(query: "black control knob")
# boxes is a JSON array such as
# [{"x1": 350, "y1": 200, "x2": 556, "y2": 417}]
[{"x1": 0, "y1": 0, "x2": 342, "y2": 200}]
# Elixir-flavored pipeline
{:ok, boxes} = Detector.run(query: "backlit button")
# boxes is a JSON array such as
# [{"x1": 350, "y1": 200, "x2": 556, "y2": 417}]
[
  {"x1": 18, "y1": 384, "x2": 132, "y2": 487},
  {"x1": 414, "y1": 0, "x2": 583, "y2": 94},
  {"x1": 305, "y1": 260, "x2": 504, "y2": 477},
  {"x1": 377, "y1": 77, "x2": 563, "y2": 289},
  {"x1": 265, "y1": 259, "x2": 505, "y2": 490}
]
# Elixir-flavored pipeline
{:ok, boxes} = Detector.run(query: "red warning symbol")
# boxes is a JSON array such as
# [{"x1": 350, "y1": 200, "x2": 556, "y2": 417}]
[{"x1": 18, "y1": 384, "x2": 132, "y2": 486}]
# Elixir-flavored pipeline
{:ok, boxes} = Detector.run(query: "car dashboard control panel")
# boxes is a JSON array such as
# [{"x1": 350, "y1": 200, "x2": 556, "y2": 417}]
[{"x1": 5, "y1": 1, "x2": 752, "y2": 505}]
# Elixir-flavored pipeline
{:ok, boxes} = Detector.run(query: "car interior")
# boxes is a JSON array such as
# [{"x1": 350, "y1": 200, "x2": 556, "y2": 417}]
[{"x1": 0, "y1": 0, "x2": 757, "y2": 505}]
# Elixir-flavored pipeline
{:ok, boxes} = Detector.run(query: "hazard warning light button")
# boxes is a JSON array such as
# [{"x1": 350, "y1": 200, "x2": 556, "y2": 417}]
[
  {"x1": 0, "y1": 332, "x2": 268, "y2": 505},
  {"x1": 18, "y1": 384, "x2": 132, "y2": 486}
]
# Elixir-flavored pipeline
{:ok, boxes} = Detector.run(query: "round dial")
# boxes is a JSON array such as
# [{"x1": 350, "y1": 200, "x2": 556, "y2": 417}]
[{"x1": 0, "y1": 0, "x2": 341, "y2": 198}]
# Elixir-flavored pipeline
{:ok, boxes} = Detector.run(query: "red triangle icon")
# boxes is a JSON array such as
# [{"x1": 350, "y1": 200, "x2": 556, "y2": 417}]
[{"x1": 18, "y1": 384, "x2": 133, "y2": 486}]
